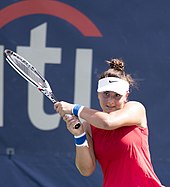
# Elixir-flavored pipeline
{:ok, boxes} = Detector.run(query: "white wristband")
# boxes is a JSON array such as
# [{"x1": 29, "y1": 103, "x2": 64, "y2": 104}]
[{"x1": 77, "y1": 106, "x2": 84, "y2": 118}]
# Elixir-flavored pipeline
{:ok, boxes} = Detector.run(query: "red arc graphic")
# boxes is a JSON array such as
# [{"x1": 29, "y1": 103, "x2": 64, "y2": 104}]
[{"x1": 0, "y1": 0, "x2": 102, "y2": 37}]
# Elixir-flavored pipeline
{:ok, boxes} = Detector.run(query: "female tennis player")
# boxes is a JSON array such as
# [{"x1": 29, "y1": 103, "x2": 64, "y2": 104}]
[{"x1": 54, "y1": 58, "x2": 165, "y2": 187}]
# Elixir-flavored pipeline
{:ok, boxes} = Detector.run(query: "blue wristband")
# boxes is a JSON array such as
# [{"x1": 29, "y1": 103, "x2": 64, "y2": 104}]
[
  {"x1": 74, "y1": 132, "x2": 87, "y2": 145},
  {"x1": 72, "y1": 104, "x2": 82, "y2": 117}
]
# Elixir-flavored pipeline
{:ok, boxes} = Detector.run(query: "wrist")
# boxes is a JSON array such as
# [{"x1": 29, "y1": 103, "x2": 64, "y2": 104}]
[{"x1": 72, "y1": 104, "x2": 84, "y2": 118}]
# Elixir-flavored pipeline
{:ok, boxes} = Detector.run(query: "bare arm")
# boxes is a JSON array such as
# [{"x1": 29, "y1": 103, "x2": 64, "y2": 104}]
[
  {"x1": 62, "y1": 115, "x2": 96, "y2": 176},
  {"x1": 55, "y1": 101, "x2": 147, "y2": 130},
  {"x1": 75, "y1": 124, "x2": 96, "y2": 176},
  {"x1": 80, "y1": 101, "x2": 147, "y2": 130}
]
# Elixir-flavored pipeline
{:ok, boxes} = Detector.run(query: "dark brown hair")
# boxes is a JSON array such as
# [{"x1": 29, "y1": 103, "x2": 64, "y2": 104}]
[{"x1": 99, "y1": 58, "x2": 136, "y2": 87}]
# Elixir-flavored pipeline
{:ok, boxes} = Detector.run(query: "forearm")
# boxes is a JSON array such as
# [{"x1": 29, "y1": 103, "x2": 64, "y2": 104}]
[
  {"x1": 75, "y1": 146, "x2": 96, "y2": 176},
  {"x1": 75, "y1": 132, "x2": 96, "y2": 176},
  {"x1": 54, "y1": 102, "x2": 111, "y2": 129}
]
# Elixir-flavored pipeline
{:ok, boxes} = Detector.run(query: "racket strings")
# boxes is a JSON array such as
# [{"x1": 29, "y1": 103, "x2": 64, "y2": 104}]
[{"x1": 11, "y1": 55, "x2": 47, "y2": 88}]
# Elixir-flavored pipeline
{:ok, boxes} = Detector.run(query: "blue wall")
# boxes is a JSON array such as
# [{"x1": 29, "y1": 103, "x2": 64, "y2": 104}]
[{"x1": 0, "y1": 0, "x2": 169, "y2": 186}]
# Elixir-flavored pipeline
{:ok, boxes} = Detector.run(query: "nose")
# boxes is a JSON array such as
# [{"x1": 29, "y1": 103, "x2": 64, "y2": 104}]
[{"x1": 106, "y1": 96, "x2": 115, "y2": 105}]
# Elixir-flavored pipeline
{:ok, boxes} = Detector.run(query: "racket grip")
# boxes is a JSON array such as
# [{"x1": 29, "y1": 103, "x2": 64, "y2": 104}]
[{"x1": 65, "y1": 114, "x2": 81, "y2": 129}]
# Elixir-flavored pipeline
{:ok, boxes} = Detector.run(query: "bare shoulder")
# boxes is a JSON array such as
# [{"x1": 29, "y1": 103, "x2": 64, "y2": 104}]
[
  {"x1": 125, "y1": 101, "x2": 146, "y2": 111},
  {"x1": 125, "y1": 101, "x2": 147, "y2": 128}
]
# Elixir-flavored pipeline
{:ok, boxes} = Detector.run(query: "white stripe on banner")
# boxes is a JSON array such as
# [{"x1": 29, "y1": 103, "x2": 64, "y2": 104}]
[
  {"x1": 0, "y1": 45, "x2": 4, "y2": 127},
  {"x1": 74, "y1": 48, "x2": 92, "y2": 107}
]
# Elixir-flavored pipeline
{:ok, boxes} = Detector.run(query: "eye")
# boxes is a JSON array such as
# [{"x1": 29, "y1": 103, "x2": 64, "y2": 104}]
[
  {"x1": 115, "y1": 93, "x2": 121, "y2": 97},
  {"x1": 104, "y1": 91, "x2": 109, "y2": 95},
  {"x1": 115, "y1": 93, "x2": 122, "y2": 99},
  {"x1": 103, "y1": 91, "x2": 110, "y2": 98}
]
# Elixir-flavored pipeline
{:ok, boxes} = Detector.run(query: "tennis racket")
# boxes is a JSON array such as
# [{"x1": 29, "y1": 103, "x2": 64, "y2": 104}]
[{"x1": 4, "y1": 49, "x2": 81, "y2": 129}]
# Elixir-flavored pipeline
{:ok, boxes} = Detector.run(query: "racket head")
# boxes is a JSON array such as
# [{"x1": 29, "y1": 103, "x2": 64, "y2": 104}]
[
  {"x1": 4, "y1": 49, "x2": 56, "y2": 103},
  {"x1": 4, "y1": 49, "x2": 46, "y2": 88}
]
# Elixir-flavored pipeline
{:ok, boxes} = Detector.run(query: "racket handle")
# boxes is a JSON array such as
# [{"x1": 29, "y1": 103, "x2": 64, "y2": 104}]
[{"x1": 74, "y1": 123, "x2": 81, "y2": 129}]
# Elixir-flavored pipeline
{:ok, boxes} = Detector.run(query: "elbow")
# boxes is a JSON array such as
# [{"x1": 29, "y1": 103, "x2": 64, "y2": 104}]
[
  {"x1": 101, "y1": 117, "x2": 117, "y2": 130},
  {"x1": 78, "y1": 168, "x2": 95, "y2": 176},
  {"x1": 76, "y1": 164, "x2": 96, "y2": 176}
]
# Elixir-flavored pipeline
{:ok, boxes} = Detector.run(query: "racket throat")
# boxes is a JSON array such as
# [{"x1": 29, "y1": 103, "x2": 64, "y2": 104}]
[{"x1": 38, "y1": 87, "x2": 56, "y2": 103}]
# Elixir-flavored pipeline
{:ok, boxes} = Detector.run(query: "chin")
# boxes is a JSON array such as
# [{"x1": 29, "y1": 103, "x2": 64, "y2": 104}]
[{"x1": 105, "y1": 108, "x2": 117, "y2": 113}]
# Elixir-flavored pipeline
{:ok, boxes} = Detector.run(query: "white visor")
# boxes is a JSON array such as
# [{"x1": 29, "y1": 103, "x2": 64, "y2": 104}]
[{"x1": 97, "y1": 77, "x2": 129, "y2": 95}]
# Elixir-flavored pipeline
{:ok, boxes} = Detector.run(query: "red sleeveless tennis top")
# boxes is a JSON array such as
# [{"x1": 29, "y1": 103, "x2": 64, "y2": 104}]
[{"x1": 91, "y1": 125, "x2": 164, "y2": 187}]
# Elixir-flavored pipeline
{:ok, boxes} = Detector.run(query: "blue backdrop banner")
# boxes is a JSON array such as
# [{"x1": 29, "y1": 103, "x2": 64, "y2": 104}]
[{"x1": 0, "y1": 0, "x2": 169, "y2": 186}]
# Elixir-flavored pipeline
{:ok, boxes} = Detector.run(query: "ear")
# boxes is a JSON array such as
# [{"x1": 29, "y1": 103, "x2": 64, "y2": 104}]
[
  {"x1": 97, "y1": 92, "x2": 100, "y2": 99},
  {"x1": 126, "y1": 91, "x2": 129, "y2": 97},
  {"x1": 125, "y1": 91, "x2": 129, "y2": 102}
]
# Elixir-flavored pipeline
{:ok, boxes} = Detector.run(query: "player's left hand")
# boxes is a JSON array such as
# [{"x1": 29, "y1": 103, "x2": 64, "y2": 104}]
[{"x1": 54, "y1": 101, "x2": 74, "y2": 117}]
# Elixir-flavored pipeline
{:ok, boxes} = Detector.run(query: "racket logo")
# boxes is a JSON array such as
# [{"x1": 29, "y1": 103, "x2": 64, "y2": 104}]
[{"x1": 37, "y1": 83, "x2": 43, "y2": 91}]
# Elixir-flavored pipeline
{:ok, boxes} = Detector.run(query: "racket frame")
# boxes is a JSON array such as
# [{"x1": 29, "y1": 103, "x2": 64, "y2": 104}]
[{"x1": 4, "y1": 49, "x2": 56, "y2": 103}]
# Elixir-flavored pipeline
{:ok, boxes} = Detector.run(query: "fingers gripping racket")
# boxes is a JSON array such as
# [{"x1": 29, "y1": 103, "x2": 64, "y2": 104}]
[{"x1": 4, "y1": 49, "x2": 81, "y2": 129}]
